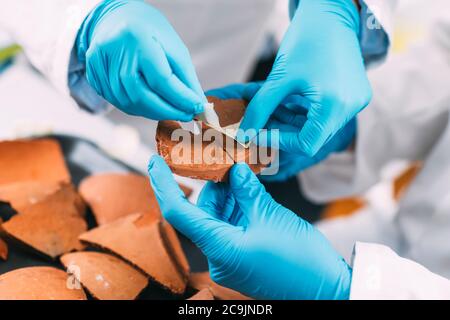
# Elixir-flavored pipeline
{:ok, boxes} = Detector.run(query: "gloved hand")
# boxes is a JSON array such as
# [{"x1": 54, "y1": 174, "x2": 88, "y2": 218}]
[
  {"x1": 77, "y1": 0, "x2": 205, "y2": 121},
  {"x1": 238, "y1": 0, "x2": 371, "y2": 157},
  {"x1": 149, "y1": 156, "x2": 352, "y2": 300},
  {"x1": 207, "y1": 83, "x2": 357, "y2": 182}
]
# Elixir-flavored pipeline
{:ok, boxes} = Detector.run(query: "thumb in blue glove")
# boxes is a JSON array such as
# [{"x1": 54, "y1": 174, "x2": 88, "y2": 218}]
[
  {"x1": 238, "y1": 0, "x2": 371, "y2": 157},
  {"x1": 77, "y1": 0, "x2": 206, "y2": 121},
  {"x1": 148, "y1": 155, "x2": 352, "y2": 300}
]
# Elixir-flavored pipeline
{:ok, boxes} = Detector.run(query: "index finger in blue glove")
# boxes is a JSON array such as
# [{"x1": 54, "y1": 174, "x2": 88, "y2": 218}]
[
  {"x1": 238, "y1": 70, "x2": 290, "y2": 143},
  {"x1": 139, "y1": 39, "x2": 204, "y2": 115},
  {"x1": 255, "y1": 118, "x2": 307, "y2": 152},
  {"x1": 148, "y1": 156, "x2": 241, "y2": 253},
  {"x1": 112, "y1": 48, "x2": 195, "y2": 121},
  {"x1": 128, "y1": 77, "x2": 196, "y2": 121},
  {"x1": 296, "y1": 103, "x2": 336, "y2": 156},
  {"x1": 272, "y1": 106, "x2": 308, "y2": 128},
  {"x1": 166, "y1": 45, "x2": 207, "y2": 104}
]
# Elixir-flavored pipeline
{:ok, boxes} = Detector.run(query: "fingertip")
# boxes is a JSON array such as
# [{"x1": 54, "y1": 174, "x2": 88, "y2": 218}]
[
  {"x1": 176, "y1": 112, "x2": 195, "y2": 123},
  {"x1": 230, "y1": 163, "x2": 254, "y2": 187},
  {"x1": 148, "y1": 155, "x2": 164, "y2": 174},
  {"x1": 195, "y1": 102, "x2": 205, "y2": 114}
]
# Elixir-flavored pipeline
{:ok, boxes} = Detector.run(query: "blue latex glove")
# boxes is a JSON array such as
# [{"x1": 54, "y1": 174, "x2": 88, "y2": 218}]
[
  {"x1": 149, "y1": 156, "x2": 352, "y2": 300},
  {"x1": 238, "y1": 0, "x2": 371, "y2": 157},
  {"x1": 207, "y1": 83, "x2": 357, "y2": 182},
  {"x1": 77, "y1": 0, "x2": 205, "y2": 121}
]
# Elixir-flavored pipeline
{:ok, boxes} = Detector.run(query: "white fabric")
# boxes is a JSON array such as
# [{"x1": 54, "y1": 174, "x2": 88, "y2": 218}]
[
  {"x1": 350, "y1": 243, "x2": 450, "y2": 299},
  {"x1": 0, "y1": 0, "x2": 101, "y2": 95}
]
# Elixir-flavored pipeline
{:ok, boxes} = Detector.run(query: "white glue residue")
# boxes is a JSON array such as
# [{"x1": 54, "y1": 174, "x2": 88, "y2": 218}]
[{"x1": 197, "y1": 102, "x2": 249, "y2": 148}]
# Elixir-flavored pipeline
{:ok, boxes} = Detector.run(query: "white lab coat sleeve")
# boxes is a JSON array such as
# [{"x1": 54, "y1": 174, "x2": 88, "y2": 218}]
[
  {"x1": 0, "y1": 0, "x2": 101, "y2": 96},
  {"x1": 350, "y1": 242, "x2": 450, "y2": 299}
]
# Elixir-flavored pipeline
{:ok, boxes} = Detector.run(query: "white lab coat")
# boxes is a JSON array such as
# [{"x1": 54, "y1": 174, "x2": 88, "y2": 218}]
[
  {"x1": 3, "y1": 0, "x2": 449, "y2": 299},
  {"x1": 301, "y1": 0, "x2": 450, "y2": 299},
  {"x1": 0, "y1": 0, "x2": 280, "y2": 95}
]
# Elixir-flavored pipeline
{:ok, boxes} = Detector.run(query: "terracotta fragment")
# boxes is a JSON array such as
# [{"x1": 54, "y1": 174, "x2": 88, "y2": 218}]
[
  {"x1": 221, "y1": 133, "x2": 273, "y2": 175},
  {"x1": 156, "y1": 120, "x2": 234, "y2": 182},
  {"x1": 0, "y1": 181, "x2": 62, "y2": 212},
  {"x1": 188, "y1": 288, "x2": 215, "y2": 300},
  {"x1": 208, "y1": 96, "x2": 247, "y2": 128},
  {"x1": 2, "y1": 185, "x2": 87, "y2": 258},
  {"x1": 156, "y1": 97, "x2": 272, "y2": 182},
  {"x1": 0, "y1": 267, "x2": 86, "y2": 300},
  {"x1": 61, "y1": 251, "x2": 148, "y2": 300},
  {"x1": 189, "y1": 272, "x2": 251, "y2": 300},
  {"x1": 0, "y1": 139, "x2": 70, "y2": 186},
  {"x1": 160, "y1": 220, "x2": 190, "y2": 280},
  {"x1": 0, "y1": 238, "x2": 8, "y2": 261},
  {"x1": 79, "y1": 173, "x2": 192, "y2": 225},
  {"x1": 79, "y1": 213, "x2": 189, "y2": 294}
]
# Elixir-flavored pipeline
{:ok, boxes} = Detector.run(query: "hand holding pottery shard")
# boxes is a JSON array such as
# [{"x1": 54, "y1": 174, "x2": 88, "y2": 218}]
[{"x1": 156, "y1": 97, "x2": 273, "y2": 182}]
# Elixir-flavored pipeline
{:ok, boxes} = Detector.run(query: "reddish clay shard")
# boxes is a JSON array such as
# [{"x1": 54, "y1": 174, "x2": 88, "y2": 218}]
[
  {"x1": 156, "y1": 97, "x2": 273, "y2": 182},
  {"x1": 79, "y1": 213, "x2": 189, "y2": 294},
  {"x1": 0, "y1": 267, "x2": 86, "y2": 300},
  {"x1": 0, "y1": 139, "x2": 70, "y2": 186},
  {"x1": 0, "y1": 181, "x2": 63, "y2": 213},
  {"x1": 189, "y1": 272, "x2": 252, "y2": 300},
  {"x1": 61, "y1": 251, "x2": 148, "y2": 300},
  {"x1": 2, "y1": 184, "x2": 87, "y2": 258},
  {"x1": 0, "y1": 238, "x2": 8, "y2": 261},
  {"x1": 157, "y1": 120, "x2": 234, "y2": 182},
  {"x1": 79, "y1": 173, "x2": 192, "y2": 226}
]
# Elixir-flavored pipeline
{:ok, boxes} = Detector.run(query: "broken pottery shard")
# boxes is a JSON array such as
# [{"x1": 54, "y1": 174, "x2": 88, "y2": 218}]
[
  {"x1": 0, "y1": 267, "x2": 86, "y2": 300},
  {"x1": 0, "y1": 139, "x2": 70, "y2": 186},
  {"x1": 2, "y1": 185, "x2": 87, "y2": 258},
  {"x1": 0, "y1": 238, "x2": 8, "y2": 261},
  {"x1": 79, "y1": 213, "x2": 188, "y2": 294},
  {"x1": 156, "y1": 97, "x2": 273, "y2": 182},
  {"x1": 220, "y1": 133, "x2": 273, "y2": 175},
  {"x1": 61, "y1": 251, "x2": 148, "y2": 300},
  {"x1": 79, "y1": 173, "x2": 192, "y2": 226},
  {"x1": 208, "y1": 96, "x2": 247, "y2": 128},
  {"x1": 0, "y1": 181, "x2": 62, "y2": 212},
  {"x1": 189, "y1": 272, "x2": 252, "y2": 300},
  {"x1": 156, "y1": 120, "x2": 234, "y2": 182},
  {"x1": 187, "y1": 288, "x2": 215, "y2": 300},
  {"x1": 160, "y1": 220, "x2": 190, "y2": 280}
]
